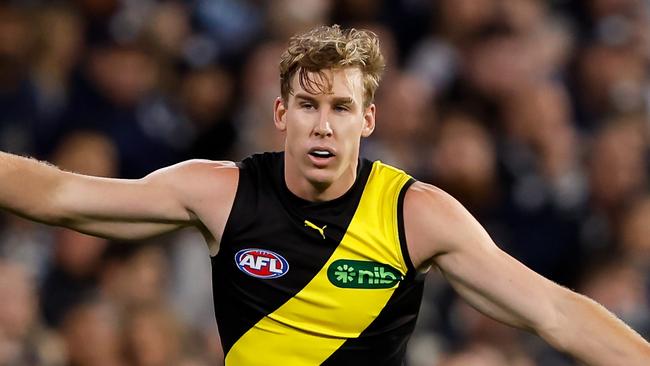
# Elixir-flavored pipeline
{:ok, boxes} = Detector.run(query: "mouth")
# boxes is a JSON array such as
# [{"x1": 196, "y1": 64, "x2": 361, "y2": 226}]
[
  {"x1": 307, "y1": 147, "x2": 336, "y2": 167},
  {"x1": 308, "y1": 147, "x2": 336, "y2": 158}
]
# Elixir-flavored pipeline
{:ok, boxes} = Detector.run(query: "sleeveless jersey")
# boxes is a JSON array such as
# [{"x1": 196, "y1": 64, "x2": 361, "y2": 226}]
[{"x1": 211, "y1": 152, "x2": 424, "y2": 365}]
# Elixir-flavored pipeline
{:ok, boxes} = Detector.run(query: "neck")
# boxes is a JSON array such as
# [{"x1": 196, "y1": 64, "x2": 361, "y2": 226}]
[{"x1": 284, "y1": 155, "x2": 359, "y2": 202}]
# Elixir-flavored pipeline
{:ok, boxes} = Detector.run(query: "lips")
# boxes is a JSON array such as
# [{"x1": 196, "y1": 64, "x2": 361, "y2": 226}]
[
  {"x1": 308, "y1": 147, "x2": 336, "y2": 158},
  {"x1": 307, "y1": 146, "x2": 336, "y2": 167}
]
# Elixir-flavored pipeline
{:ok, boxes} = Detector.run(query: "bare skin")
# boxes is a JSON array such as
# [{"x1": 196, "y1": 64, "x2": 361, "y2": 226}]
[
  {"x1": 273, "y1": 67, "x2": 376, "y2": 201},
  {"x1": 404, "y1": 182, "x2": 650, "y2": 365},
  {"x1": 0, "y1": 158, "x2": 236, "y2": 255},
  {"x1": 0, "y1": 66, "x2": 649, "y2": 364}
]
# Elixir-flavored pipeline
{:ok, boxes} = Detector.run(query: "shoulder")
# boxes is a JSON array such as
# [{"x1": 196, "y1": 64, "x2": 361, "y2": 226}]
[
  {"x1": 175, "y1": 159, "x2": 239, "y2": 178},
  {"x1": 404, "y1": 181, "x2": 471, "y2": 227},
  {"x1": 144, "y1": 159, "x2": 239, "y2": 203},
  {"x1": 146, "y1": 159, "x2": 238, "y2": 184},
  {"x1": 403, "y1": 181, "x2": 487, "y2": 269},
  {"x1": 405, "y1": 181, "x2": 459, "y2": 212}
]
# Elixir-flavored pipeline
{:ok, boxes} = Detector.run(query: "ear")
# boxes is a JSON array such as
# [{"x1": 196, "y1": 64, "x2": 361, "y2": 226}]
[
  {"x1": 361, "y1": 103, "x2": 376, "y2": 137},
  {"x1": 274, "y1": 97, "x2": 287, "y2": 132}
]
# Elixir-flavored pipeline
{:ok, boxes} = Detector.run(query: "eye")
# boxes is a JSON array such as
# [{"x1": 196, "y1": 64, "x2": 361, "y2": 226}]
[
  {"x1": 300, "y1": 102, "x2": 315, "y2": 110},
  {"x1": 334, "y1": 105, "x2": 350, "y2": 112}
]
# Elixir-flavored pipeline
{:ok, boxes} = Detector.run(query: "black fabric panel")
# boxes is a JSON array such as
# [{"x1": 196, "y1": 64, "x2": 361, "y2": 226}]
[{"x1": 212, "y1": 152, "x2": 373, "y2": 355}]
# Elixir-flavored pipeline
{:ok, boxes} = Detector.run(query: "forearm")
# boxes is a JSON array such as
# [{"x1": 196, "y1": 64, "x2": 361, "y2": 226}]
[
  {"x1": 0, "y1": 151, "x2": 64, "y2": 223},
  {"x1": 541, "y1": 289, "x2": 650, "y2": 365}
]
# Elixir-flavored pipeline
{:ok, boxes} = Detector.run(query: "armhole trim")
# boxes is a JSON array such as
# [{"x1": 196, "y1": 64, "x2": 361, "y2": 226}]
[
  {"x1": 214, "y1": 162, "x2": 245, "y2": 257},
  {"x1": 397, "y1": 178, "x2": 416, "y2": 276}
]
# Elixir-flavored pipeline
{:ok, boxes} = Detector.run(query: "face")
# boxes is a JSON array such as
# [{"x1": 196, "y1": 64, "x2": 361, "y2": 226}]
[{"x1": 274, "y1": 67, "x2": 375, "y2": 200}]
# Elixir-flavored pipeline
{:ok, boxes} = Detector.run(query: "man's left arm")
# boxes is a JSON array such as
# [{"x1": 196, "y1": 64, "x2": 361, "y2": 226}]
[{"x1": 404, "y1": 182, "x2": 650, "y2": 365}]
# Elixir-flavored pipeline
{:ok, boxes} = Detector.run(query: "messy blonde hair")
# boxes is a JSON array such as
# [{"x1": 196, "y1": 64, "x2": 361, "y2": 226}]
[{"x1": 279, "y1": 25, "x2": 385, "y2": 109}]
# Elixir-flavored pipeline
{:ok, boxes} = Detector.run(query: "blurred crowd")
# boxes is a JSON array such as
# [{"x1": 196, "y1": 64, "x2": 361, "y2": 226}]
[{"x1": 0, "y1": 0, "x2": 649, "y2": 365}]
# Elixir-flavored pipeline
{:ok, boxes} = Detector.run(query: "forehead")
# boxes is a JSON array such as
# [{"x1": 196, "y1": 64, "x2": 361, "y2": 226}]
[{"x1": 290, "y1": 67, "x2": 364, "y2": 101}]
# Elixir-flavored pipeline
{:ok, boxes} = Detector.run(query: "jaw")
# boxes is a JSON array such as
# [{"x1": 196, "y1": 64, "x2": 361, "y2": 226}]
[
  {"x1": 285, "y1": 150, "x2": 358, "y2": 201},
  {"x1": 296, "y1": 153, "x2": 340, "y2": 190},
  {"x1": 304, "y1": 165, "x2": 338, "y2": 188}
]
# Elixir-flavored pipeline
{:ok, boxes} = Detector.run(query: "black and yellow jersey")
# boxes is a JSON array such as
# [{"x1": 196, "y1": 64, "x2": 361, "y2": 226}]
[{"x1": 211, "y1": 152, "x2": 424, "y2": 365}]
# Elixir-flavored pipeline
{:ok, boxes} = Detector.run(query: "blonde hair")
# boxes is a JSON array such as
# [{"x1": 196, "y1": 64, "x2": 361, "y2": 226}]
[{"x1": 279, "y1": 25, "x2": 385, "y2": 108}]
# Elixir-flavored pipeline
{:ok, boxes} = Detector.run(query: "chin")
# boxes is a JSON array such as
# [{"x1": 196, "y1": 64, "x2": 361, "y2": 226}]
[{"x1": 304, "y1": 168, "x2": 337, "y2": 187}]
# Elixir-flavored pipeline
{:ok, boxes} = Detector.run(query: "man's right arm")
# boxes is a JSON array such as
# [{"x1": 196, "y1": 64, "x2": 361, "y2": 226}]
[{"x1": 0, "y1": 151, "x2": 235, "y2": 241}]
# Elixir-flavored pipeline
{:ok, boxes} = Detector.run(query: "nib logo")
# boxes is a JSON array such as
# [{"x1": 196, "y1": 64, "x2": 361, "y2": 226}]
[{"x1": 327, "y1": 260, "x2": 402, "y2": 289}]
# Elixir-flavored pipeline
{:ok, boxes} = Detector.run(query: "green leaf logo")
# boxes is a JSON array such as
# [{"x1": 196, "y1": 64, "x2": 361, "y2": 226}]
[{"x1": 334, "y1": 264, "x2": 356, "y2": 283}]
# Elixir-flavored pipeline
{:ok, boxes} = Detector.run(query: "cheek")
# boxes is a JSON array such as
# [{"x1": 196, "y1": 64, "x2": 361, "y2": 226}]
[
  {"x1": 284, "y1": 119, "x2": 307, "y2": 140},
  {"x1": 345, "y1": 116, "x2": 366, "y2": 136},
  {"x1": 282, "y1": 115, "x2": 311, "y2": 150},
  {"x1": 286, "y1": 110, "x2": 315, "y2": 131},
  {"x1": 338, "y1": 122, "x2": 364, "y2": 149}
]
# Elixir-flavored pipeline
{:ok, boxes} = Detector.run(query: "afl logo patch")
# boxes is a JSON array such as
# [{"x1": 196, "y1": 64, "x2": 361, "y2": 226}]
[{"x1": 235, "y1": 248, "x2": 289, "y2": 279}]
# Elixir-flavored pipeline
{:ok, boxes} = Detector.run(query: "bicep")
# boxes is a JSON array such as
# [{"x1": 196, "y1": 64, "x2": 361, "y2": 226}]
[
  {"x1": 71, "y1": 220, "x2": 187, "y2": 241},
  {"x1": 54, "y1": 172, "x2": 191, "y2": 225},
  {"x1": 52, "y1": 159, "x2": 235, "y2": 227},
  {"x1": 435, "y1": 240, "x2": 559, "y2": 332},
  {"x1": 405, "y1": 183, "x2": 560, "y2": 332},
  {"x1": 52, "y1": 160, "x2": 237, "y2": 246}
]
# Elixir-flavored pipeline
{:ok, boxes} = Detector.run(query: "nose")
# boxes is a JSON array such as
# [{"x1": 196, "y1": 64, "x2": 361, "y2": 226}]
[{"x1": 313, "y1": 109, "x2": 333, "y2": 137}]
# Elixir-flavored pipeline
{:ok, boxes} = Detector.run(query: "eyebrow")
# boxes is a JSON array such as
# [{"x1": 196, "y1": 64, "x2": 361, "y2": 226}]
[{"x1": 294, "y1": 93, "x2": 355, "y2": 106}]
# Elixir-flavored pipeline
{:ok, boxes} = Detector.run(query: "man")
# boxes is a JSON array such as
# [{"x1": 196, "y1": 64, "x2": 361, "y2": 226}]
[{"x1": 0, "y1": 25, "x2": 649, "y2": 365}]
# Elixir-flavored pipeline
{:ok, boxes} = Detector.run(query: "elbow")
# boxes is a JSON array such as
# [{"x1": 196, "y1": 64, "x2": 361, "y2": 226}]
[
  {"x1": 42, "y1": 174, "x2": 81, "y2": 226},
  {"x1": 15, "y1": 171, "x2": 69, "y2": 225},
  {"x1": 32, "y1": 188, "x2": 77, "y2": 227},
  {"x1": 25, "y1": 204, "x2": 72, "y2": 227},
  {"x1": 536, "y1": 315, "x2": 570, "y2": 354},
  {"x1": 533, "y1": 287, "x2": 575, "y2": 353}
]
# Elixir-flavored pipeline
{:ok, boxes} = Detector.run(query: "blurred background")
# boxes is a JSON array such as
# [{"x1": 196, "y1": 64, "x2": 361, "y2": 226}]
[{"x1": 0, "y1": 0, "x2": 649, "y2": 365}]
